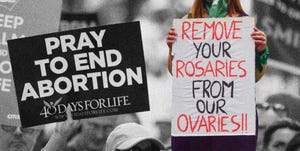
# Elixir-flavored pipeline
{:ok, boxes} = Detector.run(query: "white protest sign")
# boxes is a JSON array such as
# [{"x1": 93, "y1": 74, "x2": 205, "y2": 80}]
[{"x1": 172, "y1": 17, "x2": 255, "y2": 136}]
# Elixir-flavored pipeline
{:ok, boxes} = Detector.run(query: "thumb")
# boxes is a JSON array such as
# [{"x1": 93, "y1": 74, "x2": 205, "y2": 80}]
[{"x1": 66, "y1": 105, "x2": 73, "y2": 122}]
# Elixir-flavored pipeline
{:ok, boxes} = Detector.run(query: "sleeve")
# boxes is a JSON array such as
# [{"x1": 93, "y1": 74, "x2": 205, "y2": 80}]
[{"x1": 255, "y1": 46, "x2": 269, "y2": 82}]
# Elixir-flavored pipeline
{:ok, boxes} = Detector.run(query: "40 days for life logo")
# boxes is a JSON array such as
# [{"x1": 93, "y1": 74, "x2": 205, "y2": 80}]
[
  {"x1": 40, "y1": 96, "x2": 130, "y2": 118},
  {"x1": 40, "y1": 97, "x2": 63, "y2": 118}
]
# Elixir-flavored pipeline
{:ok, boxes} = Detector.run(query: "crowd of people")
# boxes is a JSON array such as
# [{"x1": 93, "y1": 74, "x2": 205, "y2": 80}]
[
  {"x1": 256, "y1": 94, "x2": 300, "y2": 151},
  {"x1": 1, "y1": 93, "x2": 300, "y2": 151}
]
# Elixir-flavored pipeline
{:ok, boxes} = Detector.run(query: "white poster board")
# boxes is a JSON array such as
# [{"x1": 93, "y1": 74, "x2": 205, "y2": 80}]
[{"x1": 172, "y1": 17, "x2": 256, "y2": 136}]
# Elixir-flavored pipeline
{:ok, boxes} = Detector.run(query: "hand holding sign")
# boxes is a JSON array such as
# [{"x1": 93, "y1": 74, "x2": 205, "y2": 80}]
[
  {"x1": 166, "y1": 27, "x2": 177, "y2": 50},
  {"x1": 42, "y1": 105, "x2": 80, "y2": 151},
  {"x1": 54, "y1": 105, "x2": 80, "y2": 139},
  {"x1": 166, "y1": 27, "x2": 178, "y2": 74},
  {"x1": 251, "y1": 27, "x2": 267, "y2": 52}
]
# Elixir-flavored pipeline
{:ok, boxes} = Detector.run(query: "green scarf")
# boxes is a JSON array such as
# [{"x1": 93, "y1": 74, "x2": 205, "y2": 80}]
[{"x1": 206, "y1": 0, "x2": 228, "y2": 18}]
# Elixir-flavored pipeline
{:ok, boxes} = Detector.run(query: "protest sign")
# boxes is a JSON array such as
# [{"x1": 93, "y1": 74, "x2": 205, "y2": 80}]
[
  {"x1": 60, "y1": 12, "x2": 99, "y2": 31},
  {"x1": 8, "y1": 21, "x2": 149, "y2": 128},
  {"x1": 0, "y1": 0, "x2": 62, "y2": 126},
  {"x1": 171, "y1": 17, "x2": 255, "y2": 136},
  {"x1": 254, "y1": 0, "x2": 300, "y2": 67}
]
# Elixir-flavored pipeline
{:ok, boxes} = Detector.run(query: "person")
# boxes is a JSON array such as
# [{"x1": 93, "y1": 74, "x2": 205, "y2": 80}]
[
  {"x1": 42, "y1": 107, "x2": 162, "y2": 151},
  {"x1": 265, "y1": 94, "x2": 300, "y2": 121},
  {"x1": 105, "y1": 123, "x2": 165, "y2": 151},
  {"x1": 115, "y1": 113, "x2": 141, "y2": 125},
  {"x1": 40, "y1": 103, "x2": 117, "y2": 151},
  {"x1": 256, "y1": 93, "x2": 300, "y2": 151},
  {"x1": 0, "y1": 124, "x2": 41, "y2": 151},
  {"x1": 166, "y1": 0, "x2": 269, "y2": 151},
  {"x1": 166, "y1": 0, "x2": 268, "y2": 81},
  {"x1": 155, "y1": 120, "x2": 171, "y2": 148},
  {"x1": 62, "y1": 116, "x2": 118, "y2": 151},
  {"x1": 285, "y1": 132, "x2": 300, "y2": 151},
  {"x1": 262, "y1": 118, "x2": 300, "y2": 151},
  {"x1": 256, "y1": 101, "x2": 287, "y2": 151},
  {"x1": 61, "y1": 113, "x2": 140, "y2": 151}
]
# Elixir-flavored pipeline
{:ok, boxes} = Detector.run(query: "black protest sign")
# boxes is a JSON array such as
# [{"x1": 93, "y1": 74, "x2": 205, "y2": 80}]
[{"x1": 8, "y1": 21, "x2": 149, "y2": 127}]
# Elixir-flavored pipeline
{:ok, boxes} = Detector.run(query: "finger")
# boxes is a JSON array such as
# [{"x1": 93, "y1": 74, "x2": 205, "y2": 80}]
[
  {"x1": 251, "y1": 31, "x2": 259, "y2": 35},
  {"x1": 168, "y1": 30, "x2": 177, "y2": 36},
  {"x1": 254, "y1": 39, "x2": 266, "y2": 44},
  {"x1": 253, "y1": 28, "x2": 266, "y2": 37},
  {"x1": 254, "y1": 39, "x2": 266, "y2": 43},
  {"x1": 73, "y1": 120, "x2": 81, "y2": 127},
  {"x1": 251, "y1": 33, "x2": 265, "y2": 39},
  {"x1": 254, "y1": 40, "x2": 266, "y2": 45},
  {"x1": 167, "y1": 35, "x2": 177, "y2": 41},
  {"x1": 253, "y1": 27, "x2": 265, "y2": 35},
  {"x1": 251, "y1": 35, "x2": 266, "y2": 41},
  {"x1": 167, "y1": 40, "x2": 175, "y2": 43},
  {"x1": 66, "y1": 104, "x2": 73, "y2": 121},
  {"x1": 169, "y1": 27, "x2": 177, "y2": 33},
  {"x1": 251, "y1": 31, "x2": 264, "y2": 36},
  {"x1": 166, "y1": 40, "x2": 176, "y2": 45}
]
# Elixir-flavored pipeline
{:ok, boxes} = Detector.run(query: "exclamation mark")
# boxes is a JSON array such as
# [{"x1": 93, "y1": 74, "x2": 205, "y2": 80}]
[
  {"x1": 245, "y1": 114, "x2": 248, "y2": 132},
  {"x1": 241, "y1": 113, "x2": 244, "y2": 133}
]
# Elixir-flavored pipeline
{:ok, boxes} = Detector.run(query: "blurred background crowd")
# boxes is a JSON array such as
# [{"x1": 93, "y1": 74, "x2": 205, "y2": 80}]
[{"x1": 1, "y1": 0, "x2": 300, "y2": 151}]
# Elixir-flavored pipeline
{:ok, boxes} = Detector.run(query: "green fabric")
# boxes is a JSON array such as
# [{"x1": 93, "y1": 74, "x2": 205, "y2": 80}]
[
  {"x1": 255, "y1": 46, "x2": 269, "y2": 72},
  {"x1": 206, "y1": 0, "x2": 214, "y2": 4},
  {"x1": 206, "y1": 0, "x2": 228, "y2": 18}
]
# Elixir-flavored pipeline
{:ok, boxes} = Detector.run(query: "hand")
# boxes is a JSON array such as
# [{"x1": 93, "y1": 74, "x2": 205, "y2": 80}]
[
  {"x1": 42, "y1": 105, "x2": 81, "y2": 151},
  {"x1": 251, "y1": 27, "x2": 267, "y2": 52},
  {"x1": 54, "y1": 105, "x2": 80, "y2": 139},
  {"x1": 166, "y1": 27, "x2": 178, "y2": 50}
]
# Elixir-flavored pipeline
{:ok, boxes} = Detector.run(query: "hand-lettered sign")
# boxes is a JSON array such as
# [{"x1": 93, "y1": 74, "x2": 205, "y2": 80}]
[
  {"x1": 8, "y1": 21, "x2": 149, "y2": 127},
  {"x1": 172, "y1": 17, "x2": 256, "y2": 136}
]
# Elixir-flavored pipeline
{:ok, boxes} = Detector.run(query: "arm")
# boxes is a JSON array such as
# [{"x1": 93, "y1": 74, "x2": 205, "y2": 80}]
[
  {"x1": 166, "y1": 15, "x2": 187, "y2": 75},
  {"x1": 167, "y1": 48, "x2": 174, "y2": 74},
  {"x1": 251, "y1": 27, "x2": 269, "y2": 82},
  {"x1": 42, "y1": 106, "x2": 80, "y2": 151},
  {"x1": 41, "y1": 131, "x2": 70, "y2": 151},
  {"x1": 166, "y1": 27, "x2": 177, "y2": 75},
  {"x1": 255, "y1": 47, "x2": 269, "y2": 82}
]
